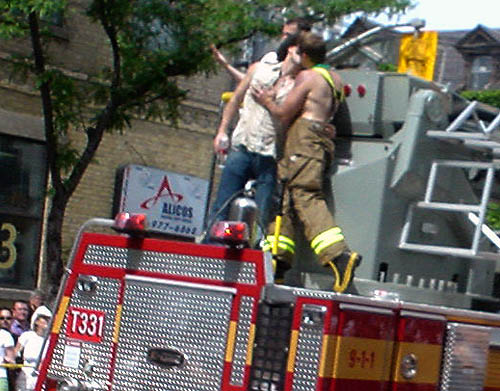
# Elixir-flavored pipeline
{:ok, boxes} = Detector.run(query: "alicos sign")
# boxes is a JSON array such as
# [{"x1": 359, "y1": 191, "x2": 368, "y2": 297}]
[{"x1": 116, "y1": 165, "x2": 208, "y2": 238}]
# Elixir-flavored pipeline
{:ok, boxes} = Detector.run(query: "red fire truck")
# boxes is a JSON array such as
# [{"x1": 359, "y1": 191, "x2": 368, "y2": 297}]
[
  {"x1": 33, "y1": 213, "x2": 500, "y2": 391},
  {"x1": 34, "y1": 20, "x2": 500, "y2": 391}
]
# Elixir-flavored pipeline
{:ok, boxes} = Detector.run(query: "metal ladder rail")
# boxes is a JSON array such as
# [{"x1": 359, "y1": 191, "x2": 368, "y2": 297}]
[
  {"x1": 423, "y1": 160, "x2": 495, "y2": 254},
  {"x1": 425, "y1": 99, "x2": 500, "y2": 253},
  {"x1": 427, "y1": 100, "x2": 500, "y2": 141},
  {"x1": 400, "y1": 161, "x2": 495, "y2": 256},
  {"x1": 400, "y1": 100, "x2": 500, "y2": 257}
]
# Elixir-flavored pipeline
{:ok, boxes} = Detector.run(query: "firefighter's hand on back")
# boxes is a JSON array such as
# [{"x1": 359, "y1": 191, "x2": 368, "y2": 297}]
[{"x1": 324, "y1": 123, "x2": 336, "y2": 138}]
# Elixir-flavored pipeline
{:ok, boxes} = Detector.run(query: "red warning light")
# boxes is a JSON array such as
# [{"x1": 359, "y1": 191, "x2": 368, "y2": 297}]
[
  {"x1": 343, "y1": 84, "x2": 352, "y2": 97},
  {"x1": 357, "y1": 84, "x2": 367, "y2": 97},
  {"x1": 210, "y1": 221, "x2": 249, "y2": 245}
]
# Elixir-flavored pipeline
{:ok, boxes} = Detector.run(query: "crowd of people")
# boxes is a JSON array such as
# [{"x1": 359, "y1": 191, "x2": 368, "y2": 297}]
[
  {"x1": 0, "y1": 291, "x2": 52, "y2": 391},
  {"x1": 210, "y1": 19, "x2": 362, "y2": 292}
]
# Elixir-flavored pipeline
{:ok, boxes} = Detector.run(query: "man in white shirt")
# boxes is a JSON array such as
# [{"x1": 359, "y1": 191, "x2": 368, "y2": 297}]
[
  {"x1": 209, "y1": 34, "x2": 303, "y2": 232},
  {"x1": 0, "y1": 326, "x2": 15, "y2": 391}
]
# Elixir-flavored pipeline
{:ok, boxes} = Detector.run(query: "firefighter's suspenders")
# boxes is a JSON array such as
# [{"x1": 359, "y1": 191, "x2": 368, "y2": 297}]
[{"x1": 312, "y1": 65, "x2": 344, "y2": 102}]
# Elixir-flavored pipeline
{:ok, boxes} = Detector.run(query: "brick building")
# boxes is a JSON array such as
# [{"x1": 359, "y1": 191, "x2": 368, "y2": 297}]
[{"x1": 0, "y1": 0, "x2": 230, "y2": 300}]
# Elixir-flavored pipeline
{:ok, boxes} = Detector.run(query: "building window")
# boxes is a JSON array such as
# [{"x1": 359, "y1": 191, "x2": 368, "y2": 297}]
[
  {"x1": 471, "y1": 56, "x2": 493, "y2": 90},
  {"x1": 0, "y1": 135, "x2": 47, "y2": 289}
]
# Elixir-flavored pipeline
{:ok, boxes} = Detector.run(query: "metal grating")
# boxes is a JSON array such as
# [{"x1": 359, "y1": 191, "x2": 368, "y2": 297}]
[
  {"x1": 440, "y1": 322, "x2": 491, "y2": 391},
  {"x1": 47, "y1": 277, "x2": 120, "y2": 389},
  {"x1": 111, "y1": 276, "x2": 235, "y2": 391},
  {"x1": 230, "y1": 296, "x2": 255, "y2": 386},
  {"x1": 292, "y1": 305, "x2": 326, "y2": 391},
  {"x1": 248, "y1": 303, "x2": 294, "y2": 391},
  {"x1": 83, "y1": 245, "x2": 256, "y2": 284}
]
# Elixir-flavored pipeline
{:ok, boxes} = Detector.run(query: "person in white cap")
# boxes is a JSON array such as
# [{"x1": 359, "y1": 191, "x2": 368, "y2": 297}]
[{"x1": 14, "y1": 308, "x2": 52, "y2": 391}]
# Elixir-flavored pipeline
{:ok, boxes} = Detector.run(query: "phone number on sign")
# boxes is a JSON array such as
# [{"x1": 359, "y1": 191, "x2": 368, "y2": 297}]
[{"x1": 151, "y1": 220, "x2": 197, "y2": 235}]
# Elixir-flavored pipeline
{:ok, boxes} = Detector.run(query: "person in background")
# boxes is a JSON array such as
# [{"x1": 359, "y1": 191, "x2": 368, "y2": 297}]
[
  {"x1": 0, "y1": 309, "x2": 15, "y2": 391},
  {"x1": 0, "y1": 309, "x2": 16, "y2": 391},
  {"x1": 14, "y1": 310, "x2": 51, "y2": 391},
  {"x1": 0, "y1": 310, "x2": 12, "y2": 336},
  {"x1": 253, "y1": 32, "x2": 361, "y2": 292},
  {"x1": 29, "y1": 305, "x2": 52, "y2": 332},
  {"x1": 27, "y1": 292, "x2": 45, "y2": 325},
  {"x1": 9, "y1": 303, "x2": 29, "y2": 341}
]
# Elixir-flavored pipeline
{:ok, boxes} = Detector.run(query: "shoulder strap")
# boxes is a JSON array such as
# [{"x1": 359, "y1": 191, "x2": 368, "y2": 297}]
[{"x1": 312, "y1": 66, "x2": 344, "y2": 102}]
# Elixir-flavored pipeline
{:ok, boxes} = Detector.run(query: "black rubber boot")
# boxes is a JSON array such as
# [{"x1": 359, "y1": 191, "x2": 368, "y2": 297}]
[
  {"x1": 273, "y1": 258, "x2": 291, "y2": 284},
  {"x1": 326, "y1": 251, "x2": 362, "y2": 293}
]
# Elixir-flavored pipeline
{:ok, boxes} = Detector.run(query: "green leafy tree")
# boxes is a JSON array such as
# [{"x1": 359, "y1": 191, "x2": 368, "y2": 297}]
[
  {"x1": 486, "y1": 202, "x2": 500, "y2": 231},
  {"x1": 0, "y1": 0, "x2": 412, "y2": 294},
  {"x1": 460, "y1": 90, "x2": 500, "y2": 109}
]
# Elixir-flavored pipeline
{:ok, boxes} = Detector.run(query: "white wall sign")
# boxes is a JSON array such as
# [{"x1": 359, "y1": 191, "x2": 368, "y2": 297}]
[{"x1": 118, "y1": 165, "x2": 208, "y2": 238}]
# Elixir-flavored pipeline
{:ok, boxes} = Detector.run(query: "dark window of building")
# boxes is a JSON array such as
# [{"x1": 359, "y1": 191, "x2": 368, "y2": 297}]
[
  {"x1": 471, "y1": 55, "x2": 493, "y2": 90},
  {"x1": 0, "y1": 135, "x2": 47, "y2": 289}
]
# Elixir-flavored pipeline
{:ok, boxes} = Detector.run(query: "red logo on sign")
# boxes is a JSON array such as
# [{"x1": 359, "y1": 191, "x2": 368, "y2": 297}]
[
  {"x1": 66, "y1": 307, "x2": 105, "y2": 343},
  {"x1": 140, "y1": 176, "x2": 183, "y2": 209}
]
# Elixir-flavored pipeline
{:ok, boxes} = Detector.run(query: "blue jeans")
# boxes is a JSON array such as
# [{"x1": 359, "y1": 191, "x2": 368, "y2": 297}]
[{"x1": 210, "y1": 145, "x2": 277, "y2": 229}]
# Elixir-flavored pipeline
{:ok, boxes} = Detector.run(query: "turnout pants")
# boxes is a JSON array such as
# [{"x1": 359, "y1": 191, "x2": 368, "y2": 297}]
[{"x1": 265, "y1": 117, "x2": 348, "y2": 266}]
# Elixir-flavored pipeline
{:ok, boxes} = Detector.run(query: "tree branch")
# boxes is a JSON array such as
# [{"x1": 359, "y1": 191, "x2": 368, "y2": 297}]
[
  {"x1": 96, "y1": 0, "x2": 121, "y2": 91},
  {"x1": 62, "y1": 0, "x2": 124, "y2": 196},
  {"x1": 28, "y1": 12, "x2": 64, "y2": 194}
]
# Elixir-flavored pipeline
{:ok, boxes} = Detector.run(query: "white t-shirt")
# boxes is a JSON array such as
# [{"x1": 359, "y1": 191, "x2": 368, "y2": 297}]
[
  {"x1": 18, "y1": 331, "x2": 45, "y2": 390},
  {"x1": 0, "y1": 329, "x2": 14, "y2": 378}
]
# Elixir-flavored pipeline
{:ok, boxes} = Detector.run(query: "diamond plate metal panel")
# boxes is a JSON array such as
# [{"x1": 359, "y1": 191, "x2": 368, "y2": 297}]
[
  {"x1": 440, "y1": 322, "x2": 491, "y2": 391},
  {"x1": 47, "y1": 277, "x2": 120, "y2": 388},
  {"x1": 292, "y1": 305, "x2": 326, "y2": 391},
  {"x1": 249, "y1": 303, "x2": 293, "y2": 391},
  {"x1": 230, "y1": 296, "x2": 254, "y2": 386},
  {"x1": 112, "y1": 276, "x2": 235, "y2": 391},
  {"x1": 84, "y1": 245, "x2": 256, "y2": 284}
]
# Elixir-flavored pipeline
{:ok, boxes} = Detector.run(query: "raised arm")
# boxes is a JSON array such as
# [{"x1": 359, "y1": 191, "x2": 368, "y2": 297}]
[{"x1": 210, "y1": 44, "x2": 245, "y2": 84}]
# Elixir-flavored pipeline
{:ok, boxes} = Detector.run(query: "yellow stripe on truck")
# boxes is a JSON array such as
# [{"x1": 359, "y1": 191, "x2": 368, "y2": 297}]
[
  {"x1": 333, "y1": 337, "x2": 393, "y2": 381},
  {"x1": 113, "y1": 304, "x2": 123, "y2": 343},
  {"x1": 225, "y1": 321, "x2": 237, "y2": 362},
  {"x1": 52, "y1": 296, "x2": 70, "y2": 334},
  {"x1": 446, "y1": 316, "x2": 500, "y2": 328},
  {"x1": 246, "y1": 324, "x2": 256, "y2": 366},
  {"x1": 393, "y1": 342, "x2": 442, "y2": 383},
  {"x1": 287, "y1": 330, "x2": 299, "y2": 372},
  {"x1": 318, "y1": 334, "x2": 337, "y2": 378},
  {"x1": 485, "y1": 348, "x2": 500, "y2": 388}
]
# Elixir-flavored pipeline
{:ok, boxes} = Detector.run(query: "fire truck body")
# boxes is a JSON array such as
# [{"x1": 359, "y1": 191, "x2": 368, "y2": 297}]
[{"x1": 36, "y1": 219, "x2": 500, "y2": 391}]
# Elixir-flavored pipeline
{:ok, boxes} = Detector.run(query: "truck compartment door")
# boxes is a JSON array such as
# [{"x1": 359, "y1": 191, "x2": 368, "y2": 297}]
[{"x1": 111, "y1": 275, "x2": 236, "y2": 391}]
